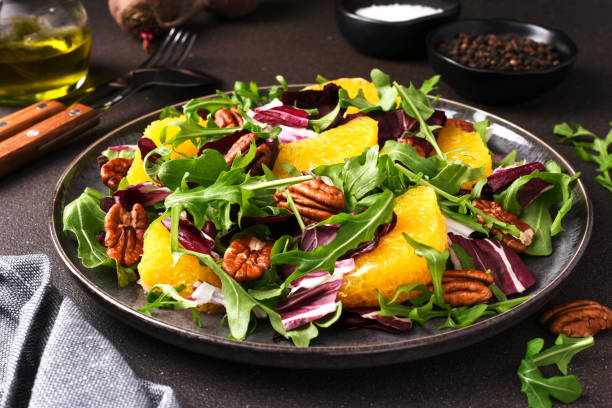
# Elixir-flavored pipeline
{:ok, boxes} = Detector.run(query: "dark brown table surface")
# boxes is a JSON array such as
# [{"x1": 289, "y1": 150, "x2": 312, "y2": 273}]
[{"x1": 1, "y1": 0, "x2": 611, "y2": 406}]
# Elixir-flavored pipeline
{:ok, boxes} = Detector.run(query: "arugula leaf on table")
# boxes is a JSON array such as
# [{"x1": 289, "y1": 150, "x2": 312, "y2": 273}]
[
  {"x1": 517, "y1": 335, "x2": 594, "y2": 408},
  {"x1": 272, "y1": 189, "x2": 395, "y2": 284},
  {"x1": 554, "y1": 122, "x2": 612, "y2": 192},
  {"x1": 63, "y1": 188, "x2": 137, "y2": 287}
]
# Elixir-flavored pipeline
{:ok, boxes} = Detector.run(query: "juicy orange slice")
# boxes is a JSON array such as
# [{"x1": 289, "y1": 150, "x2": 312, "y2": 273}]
[
  {"x1": 139, "y1": 220, "x2": 223, "y2": 313},
  {"x1": 339, "y1": 186, "x2": 447, "y2": 308},
  {"x1": 436, "y1": 119, "x2": 492, "y2": 189},
  {"x1": 272, "y1": 116, "x2": 378, "y2": 177},
  {"x1": 125, "y1": 116, "x2": 199, "y2": 185}
]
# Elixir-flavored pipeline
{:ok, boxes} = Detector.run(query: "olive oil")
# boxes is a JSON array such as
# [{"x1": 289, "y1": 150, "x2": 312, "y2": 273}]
[{"x1": 0, "y1": 17, "x2": 91, "y2": 105}]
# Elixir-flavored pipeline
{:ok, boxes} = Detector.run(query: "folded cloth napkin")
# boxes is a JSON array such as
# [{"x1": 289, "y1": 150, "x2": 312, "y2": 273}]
[{"x1": 0, "y1": 255, "x2": 180, "y2": 408}]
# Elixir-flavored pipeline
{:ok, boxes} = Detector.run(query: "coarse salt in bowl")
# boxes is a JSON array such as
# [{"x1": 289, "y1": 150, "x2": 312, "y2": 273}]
[{"x1": 335, "y1": 0, "x2": 461, "y2": 58}]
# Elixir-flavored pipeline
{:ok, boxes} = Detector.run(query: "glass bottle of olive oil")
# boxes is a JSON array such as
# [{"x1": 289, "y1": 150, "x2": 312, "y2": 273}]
[{"x1": 0, "y1": 1, "x2": 91, "y2": 106}]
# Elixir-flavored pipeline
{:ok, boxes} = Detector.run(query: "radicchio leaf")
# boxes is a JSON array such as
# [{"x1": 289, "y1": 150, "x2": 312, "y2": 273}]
[
  {"x1": 138, "y1": 137, "x2": 158, "y2": 163},
  {"x1": 277, "y1": 258, "x2": 353, "y2": 331},
  {"x1": 101, "y1": 182, "x2": 171, "y2": 211},
  {"x1": 448, "y1": 232, "x2": 535, "y2": 296},
  {"x1": 341, "y1": 212, "x2": 397, "y2": 259},
  {"x1": 197, "y1": 129, "x2": 250, "y2": 156},
  {"x1": 517, "y1": 178, "x2": 554, "y2": 209},
  {"x1": 281, "y1": 83, "x2": 344, "y2": 129},
  {"x1": 161, "y1": 217, "x2": 216, "y2": 256},
  {"x1": 108, "y1": 145, "x2": 138, "y2": 152},
  {"x1": 277, "y1": 126, "x2": 318, "y2": 144},
  {"x1": 253, "y1": 104, "x2": 309, "y2": 128},
  {"x1": 187, "y1": 280, "x2": 225, "y2": 307},
  {"x1": 487, "y1": 162, "x2": 547, "y2": 192},
  {"x1": 339, "y1": 309, "x2": 413, "y2": 333}
]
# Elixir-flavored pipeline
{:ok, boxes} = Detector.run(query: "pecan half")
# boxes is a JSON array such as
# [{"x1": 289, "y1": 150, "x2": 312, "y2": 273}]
[
  {"x1": 224, "y1": 132, "x2": 257, "y2": 164},
  {"x1": 246, "y1": 142, "x2": 278, "y2": 175},
  {"x1": 473, "y1": 199, "x2": 534, "y2": 252},
  {"x1": 214, "y1": 107, "x2": 244, "y2": 128},
  {"x1": 100, "y1": 158, "x2": 133, "y2": 190},
  {"x1": 273, "y1": 179, "x2": 346, "y2": 224},
  {"x1": 539, "y1": 300, "x2": 612, "y2": 337},
  {"x1": 222, "y1": 233, "x2": 274, "y2": 282},
  {"x1": 428, "y1": 269, "x2": 494, "y2": 306},
  {"x1": 104, "y1": 203, "x2": 148, "y2": 267}
]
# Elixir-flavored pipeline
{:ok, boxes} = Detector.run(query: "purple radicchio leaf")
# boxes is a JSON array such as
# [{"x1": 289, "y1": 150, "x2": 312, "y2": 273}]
[
  {"x1": 277, "y1": 258, "x2": 354, "y2": 331},
  {"x1": 339, "y1": 309, "x2": 412, "y2": 333},
  {"x1": 277, "y1": 126, "x2": 318, "y2": 144},
  {"x1": 487, "y1": 162, "x2": 547, "y2": 192},
  {"x1": 198, "y1": 129, "x2": 250, "y2": 156},
  {"x1": 448, "y1": 233, "x2": 535, "y2": 296},
  {"x1": 161, "y1": 217, "x2": 216, "y2": 255},
  {"x1": 100, "y1": 182, "x2": 171, "y2": 212},
  {"x1": 253, "y1": 104, "x2": 309, "y2": 128},
  {"x1": 517, "y1": 178, "x2": 554, "y2": 208},
  {"x1": 108, "y1": 145, "x2": 137, "y2": 152},
  {"x1": 138, "y1": 137, "x2": 159, "y2": 163},
  {"x1": 281, "y1": 83, "x2": 345, "y2": 129}
]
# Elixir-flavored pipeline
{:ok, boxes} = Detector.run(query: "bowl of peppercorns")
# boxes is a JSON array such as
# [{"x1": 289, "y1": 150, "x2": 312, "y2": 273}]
[{"x1": 426, "y1": 19, "x2": 578, "y2": 104}]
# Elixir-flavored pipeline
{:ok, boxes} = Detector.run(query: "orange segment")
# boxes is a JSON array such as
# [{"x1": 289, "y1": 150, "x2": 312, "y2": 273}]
[
  {"x1": 305, "y1": 77, "x2": 379, "y2": 114},
  {"x1": 125, "y1": 116, "x2": 200, "y2": 185},
  {"x1": 139, "y1": 220, "x2": 223, "y2": 313},
  {"x1": 339, "y1": 186, "x2": 447, "y2": 308},
  {"x1": 272, "y1": 116, "x2": 378, "y2": 177},
  {"x1": 437, "y1": 120, "x2": 492, "y2": 189}
]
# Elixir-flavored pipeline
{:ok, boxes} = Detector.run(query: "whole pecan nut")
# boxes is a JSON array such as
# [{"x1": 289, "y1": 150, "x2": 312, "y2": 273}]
[
  {"x1": 222, "y1": 233, "x2": 274, "y2": 282},
  {"x1": 428, "y1": 269, "x2": 494, "y2": 306},
  {"x1": 273, "y1": 179, "x2": 346, "y2": 224},
  {"x1": 214, "y1": 107, "x2": 244, "y2": 128},
  {"x1": 539, "y1": 300, "x2": 612, "y2": 337},
  {"x1": 473, "y1": 199, "x2": 534, "y2": 252},
  {"x1": 100, "y1": 157, "x2": 133, "y2": 190},
  {"x1": 104, "y1": 203, "x2": 148, "y2": 267}
]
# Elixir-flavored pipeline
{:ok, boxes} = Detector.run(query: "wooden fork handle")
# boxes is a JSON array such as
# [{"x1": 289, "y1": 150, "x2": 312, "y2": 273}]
[
  {"x1": 0, "y1": 104, "x2": 100, "y2": 177},
  {"x1": 0, "y1": 100, "x2": 66, "y2": 142}
]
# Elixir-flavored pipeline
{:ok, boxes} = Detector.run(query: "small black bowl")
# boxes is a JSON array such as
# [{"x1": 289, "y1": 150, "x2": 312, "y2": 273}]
[
  {"x1": 426, "y1": 19, "x2": 578, "y2": 104},
  {"x1": 336, "y1": 0, "x2": 460, "y2": 58}
]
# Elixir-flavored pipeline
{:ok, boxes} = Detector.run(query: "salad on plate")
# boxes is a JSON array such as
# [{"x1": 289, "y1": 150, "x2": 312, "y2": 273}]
[{"x1": 63, "y1": 69, "x2": 579, "y2": 347}]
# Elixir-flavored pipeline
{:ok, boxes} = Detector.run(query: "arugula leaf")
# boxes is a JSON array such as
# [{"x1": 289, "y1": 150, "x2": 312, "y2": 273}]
[
  {"x1": 338, "y1": 68, "x2": 398, "y2": 113},
  {"x1": 273, "y1": 190, "x2": 395, "y2": 283},
  {"x1": 160, "y1": 105, "x2": 182, "y2": 120},
  {"x1": 402, "y1": 233, "x2": 449, "y2": 307},
  {"x1": 315, "y1": 74, "x2": 329, "y2": 84},
  {"x1": 63, "y1": 188, "x2": 137, "y2": 287},
  {"x1": 517, "y1": 335, "x2": 593, "y2": 408},
  {"x1": 473, "y1": 119, "x2": 491, "y2": 144},
  {"x1": 309, "y1": 101, "x2": 341, "y2": 132},
  {"x1": 157, "y1": 149, "x2": 229, "y2": 189},
  {"x1": 554, "y1": 122, "x2": 612, "y2": 193},
  {"x1": 340, "y1": 146, "x2": 386, "y2": 209},
  {"x1": 138, "y1": 284, "x2": 198, "y2": 314},
  {"x1": 100, "y1": 146, "x2": 136, "y2": 161},
  {"x1": 377, "y1": 154, "x2": 406, "y2": 193},
  {"x1": 450, "y1": 243, "x2": 476, "y2": 269},
  {"x1": 160, "y1": 119, "x2": 240, "y2": 150},
  {"x1": 520, "y1": 196, "x2": 553, "y2": 256},
  {"x1": 494, "y1": 150, "x2": 517, "y2": 168},
  {"x1": 380, "y1": 140, "x2": 439, "y2": 177},
  {"x1": 429, "y1": 161, "x2": 484, "y2": 195}
]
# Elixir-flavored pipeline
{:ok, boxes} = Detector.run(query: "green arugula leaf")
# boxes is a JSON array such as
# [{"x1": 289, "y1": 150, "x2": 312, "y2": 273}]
[
  {"x1": 429, "y1": 161, "x2": 484, "y2": 195},
  {"x1": 160, "y1": 119, "x2": 240, "y2": 150},
  {"x1": 441, "y1": 205, "x2": 489, "y2": 235},
  {"x1": 494, "y1": 150, "x2": 517, "y2": 168},
  {"x1": 402, "y1": 233, "x2": 449, "y2": 307},
  {"x1": 418, "y1": 74, "x2": 440, "y2": 95},
  {"x1": 438, "y1": 304, "x2": 492, "y2": 329},
  {"x1": 520, "y1": 196, "x2": 553, "y2": 256},
  {"x1": 315, "y1": 74, "x2": 329, "y2": 84},
  {"x1": 554, "y1": 122, "x2": 612, "y2": 193},
  {"x1": 340, "y1": 146, "x2": 386, "y2": 209},
  {"x1": 273, "y1": 190, "x2": 395, "y2": 284},
  {"x1": 380, "y1": 140, "x2": 439, "y2": 177},
  {"x1": 309, "y1": 101, "x2": 341, "y2": 132},
  {"x1": 338, "y1": 69, "x2": 398, "y2": 113},
  {"x1": 377, "y1": 154, "x2": 406, "y2": 193},
  {"x1": 182, "y1": 97, "x2": 234, "y2": 123},
  {"x1": 157, "y1": 149, "x2": 229, "y2": 190},
  {"x1": 159, "y1": 105, "x2": 182, "y2": 120},
  {"x1": 473, "y1": 119, "x2": 491, "y2": 144},
  {"x1": 450, "y1": 243, "x2": 476, "y2": 269},
  {"x1": 517, "y1": 335, "x2": 593, "y2": 408},
  {"x1": 100, "y1": 146, "x2": 136, "y2": 161},
  {"x1": 138, "y1": 284, "x2": 198, "y2": 314},
  {"x1": 63, "y1": 188, "x2": 137, "y2": 287}
]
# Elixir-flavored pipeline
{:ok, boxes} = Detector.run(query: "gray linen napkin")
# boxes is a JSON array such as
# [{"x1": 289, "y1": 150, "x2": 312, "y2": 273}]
[{"x1": 0, "y1": 254, "x2": 180, "y2": 408}]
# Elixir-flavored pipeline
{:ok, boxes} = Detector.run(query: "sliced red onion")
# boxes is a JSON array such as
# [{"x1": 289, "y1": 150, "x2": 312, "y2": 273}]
[
  {"x1": 340, "y1": 309, "x2": 412, "y2": 333},
  {"x1": 487, "y1": 162, "x2": 546, "y2": 192},
  {"x1": 448, "y1": 233, "x2": 535, "y2": 295},
  {"x1": 161, "y1": 217, "x2": 216, "y2": 256},
  {"x1": 188, "y1": 280, "x2": 225, "y2": 306}
]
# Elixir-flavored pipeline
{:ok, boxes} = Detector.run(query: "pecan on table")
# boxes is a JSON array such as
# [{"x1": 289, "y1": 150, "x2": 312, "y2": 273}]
[
  {"x1": 428, "y1": 269, "x2": 494, "y2": 306},
  {"x1": 100, "y1": 158, "x2": 133, "y2": 190},
  {"x1": 472, "y1": 199, "x2": 534, "y2": 252},
  {"x1": 214, "y1": 107, "x2": 244, "y2": 128},
  {"x1": 539, "y1": 300, "x2": 612, "y2": 337},
  {"x1": 104, "y1": 203, "x2": 148, "y2": 267},
  {"x1": 273, "y1": 179, "x2": 346, "y2": 225},
  {"x1": 222, "y1": 233, "x2": 274, "y2": 282}
]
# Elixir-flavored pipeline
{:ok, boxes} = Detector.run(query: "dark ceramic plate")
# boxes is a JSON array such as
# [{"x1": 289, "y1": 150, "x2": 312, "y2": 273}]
[{"x1": 50, "y1": 90, "x2": 592, "y2": 369}]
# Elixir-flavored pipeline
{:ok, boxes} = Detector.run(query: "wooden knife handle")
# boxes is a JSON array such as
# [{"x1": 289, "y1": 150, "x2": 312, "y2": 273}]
[
  {"x1": 0, "y1": 100, "x2": 66, "y2": 142},
  {"x1": 0, "y1": 104, "x2": 100, "y2": 177}
]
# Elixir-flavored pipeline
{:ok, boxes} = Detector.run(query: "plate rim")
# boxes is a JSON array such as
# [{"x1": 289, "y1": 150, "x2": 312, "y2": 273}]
[{"x1": 49, "y1": 88, "x2": 593, "y2": 364}]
